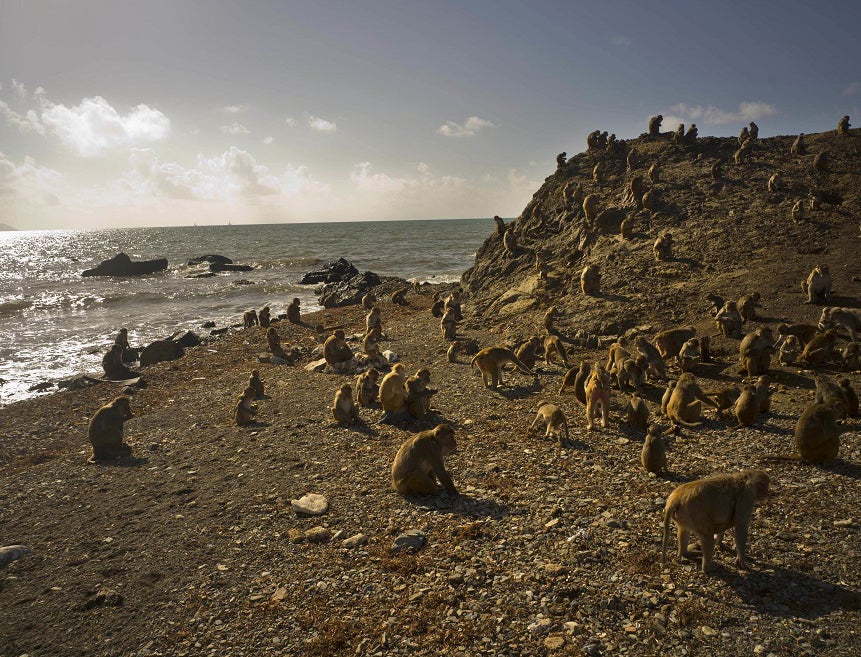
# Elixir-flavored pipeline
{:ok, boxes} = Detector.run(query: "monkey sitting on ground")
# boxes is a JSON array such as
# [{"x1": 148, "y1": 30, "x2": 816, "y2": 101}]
[
  {"x1": 739, "y1": 326, "x2": 774, "y2": 376},
  {"x1": 814, "y1": 374, "x2": 849, "y2": 418},
  {"x1": 362, "y1": 327, "x2": 381, "y2": 361},
  {"x1": 234, "y1": 386, "x2": 258, "y2": 427},
  {"x1": 390, "y1": 287, "x2": 409, "y2": 305},
  {"x1": 286, "y1": 298, "x2": 301, "y2": 324},
  {"x1": 391, "y1": 424, "x2": 459, "y2": 496},
  {"x1": 840, "y1": 379, "x2": 859, "y2": 416},
  {"x1": 87, "y1": 396, "x2": 134, "y2": 462},
  {"x1": 366, "y1": 306, "x2": 383, "y2": 334},
  {"x1": 379, "y1": 363, "x2": 408, "y2": 421},
  {"x1": 801, "y1": 265, "x2": 831, "y2": 303},
  {"x1": 249, "y1": 369, "x2": 264, "y2": 399},
  {"x1": 585, "y1": 363, "x2": 611, "y2": 431},
  {"x1": 625, "y1": 392, "x2": 650, "y2": 431},
  {"x1": 648, "y1": 114, "x2": 663, "y2": 137},
  {"x1": 543, "y1": 335, "x2": 569, "y2": 367},
  {"x1": 267, "y1": 327, "x2": 288, "y2": 360},
  {"x1": 794, "y1": 400, "x2": 844, "y2": 464},
  {"x1": 673, "y1": 123, "x2": 685, "y2": 144},
  {"x1": 530, "y1": 402, "x2": 570, "y2": 446},
  {"x1": 471, "y1": 347, "x2": 534, "y2": 389},
  {"x1": 114, "y1": 327, "x2": 138, "y2": 362},
  {"x1": 818, "y1": 307, "x2": 861, "y2": 343},
  {"x1": 406, "y1": 368, "x2": 437, "y2": 419},
  {"x1": 778, "y1": 335, "x2": 802, "y2": 365},
  {"x1": 653, "y1": 232, "x2": 673, "y2": 262},
  {"x1": 635, "y1": 336, "x2": 667, "y2": 381},
  {"x1": 446, "y1": 341, "x2": 462, "y2": 363},
  {"x1": 706, "y1": 386, "x2": 741, "y2": 420},
  {"x1": 800, "y1": 329, "x2": 838, "y2": 366},
  {"x1": 737, "y1": 292, "x2": 761, "y2": 323},
  {"x1": 648, "y1": 160, "x2": 660, "y2": 183},
  {"x1": 813, "y1": 151, "x2": 828, "y2": 171},
  {"x1": 677, "y1": 338, "x2": 700, "y2": 372},
  {"x1": 494, "y1": 215, "x2": 506, "y2": 235},
  {"x1": 666, "y1": 373, "x2": 718, "y2": 428},
  {"x1": 503, "y1": 230, "x2": 519, "y2": 255},
  {"x1": 837, "y1": 115, "x2": 850, "y2": 136},
  {"x1": 754, "y1": 375, "x2": 772, "y2": 413},
  {"x1": 535, "y1": 252, "x2": 549, "y2": 280},
  {"x1": 355, "y1": 368, "x2": 380, "y2": 407},
  {"x1": 749, "y1": 121, "x2": 759, "y2": 140},
  {"x1": 362, "y1": 293, "x2": 375, "y2": 310},
  {"x1": 791, "y1": 199, "x2": 804, "y2": 223},
  {"x1": 581, "y1": 263, "x2": 601, "y2": 296},
  {"x1": 654, "y1": 327, "x2": 696, "y2": 360},
  {"x1": 441, "y1": 307, "x2": 459, "y2": 341},
  {"x1": 332, "y1": 384, "x2": 360, "y2": 425},
  {"x1": 515, "y1": 336, "x2": 543, "y2": 370},
  {"x1": 543, "y1": 306, "x2": 558, "y2": 334},
  {"x1": 791, "y1": 133, "x2": 805, "y2": 155},
  {"x1": 556, "y1": 151, "x2": 567, "y2": 167},
  {"x1": 444, "y1": 288, "x2": 463, "y2": 321},
  {"x1": 842, "y1": 343, "x2": 860, "y2": 372},
  {"x1": 102, "y1": 344, "x2": 137, "y2": 380},
  {"x1": 734, "y1": 385, "x2": 759, "y2": 428},
  {"x1": 715, "y1": 301, "x2": 743, "y2": 338},
  {"x1": 700, "y1": 335, "x2": 712, "y2": 363},
  {"x1": 324, "y1": 329, "x2": 353, "y2": 366},
  {"x1": 685, "y1": 124, "x2": 698, "y2": 143},
  {"x1": 583, "y1": 194, "x2": 600, "y2": 224},
  {"x1": 430, "y1": 293, "x2": 444, "y2": 318},
  {"x1": 661, "y1": 380, "x2": 676, "y2": 416},
  {"x1": 662, "y1": 470, "x2": 771, "y2": 573},
  {"x1": 243, "y1": 310, "x2": 259, "y2": 328},
  {"x1": 559, "y1": 362, "x2": 590, "y2": 403},
  {"x1": 258, "y1": 306, "x2": 271, "y2": 328},
  {"x1": 641, "y1": 424, "x2": 666, "y2": 474}
]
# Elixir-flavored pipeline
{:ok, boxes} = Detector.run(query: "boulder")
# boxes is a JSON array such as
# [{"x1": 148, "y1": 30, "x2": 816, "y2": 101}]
[
  {"x1": 188, "y1": 254, "x2": 232, "y2": 265},
  {"x1": 140, "y1": 339, "x2": 185, "y2": 367},
  {"x1": 209, "y1": 262, "x2": 254, "y2": 273},
  {"x1": 82, "y1": 253, "x2": 168, "y2": 277},
  {"x1": 170, "y1": 331, "x2": 201, "y2": 348},
  {"x1": 300, "y1": 258, "x2": 359, "y2": 284}
]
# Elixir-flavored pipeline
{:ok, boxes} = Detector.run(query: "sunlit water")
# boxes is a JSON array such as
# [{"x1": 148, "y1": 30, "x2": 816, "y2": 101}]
[{"x1": 0, "y1": 219, "x2": 488, "y2": 404}]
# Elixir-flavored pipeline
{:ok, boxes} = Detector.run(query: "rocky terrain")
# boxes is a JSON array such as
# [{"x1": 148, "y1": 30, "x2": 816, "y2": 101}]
[{"x1": 1, "y1": 121, "x2": 860, "y2": 657}]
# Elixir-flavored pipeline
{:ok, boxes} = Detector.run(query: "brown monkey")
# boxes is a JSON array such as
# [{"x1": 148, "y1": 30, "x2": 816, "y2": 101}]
[
  {"x1": 619, "y1": 216, "x2": 635, "y2": 240},
  {"x1": 87, "y1": 396, "x2": 134, "y2": 462},
  {"x1": 711, "y1": 160, "x2": 723, "y2": 179},
  {"x1": 493, "y1": 215, "x2": 506, "y2": 235},
  {"x1": 444, "y1": 288, "x2": 463, "y2": 321},
  {"x1": 777, "y1": 322, "x2": 818, "y2": 345},
  {"x1": 738, "y1": 126, "x2": 750, "y2": 145},
  {"x1": 734, "y1": 385, "x2": 759, "y2": 427},
  {"x1": 406, "y1": 368, "x2": 437, "y2": 419},
  {"x1": 379, "y1": 363, "x2": 408, "y2": 416},
  {"x1": 630, "y1": 176, "x2": 647, "y2": 207},
  {"x1": 700, "y1": 335, "x2": 712, "y2": 363},
  {"x1": 583, "y1": 194, "x2": 600, "y2": 223},
  {"x1": 391, "y1": 424, "x2": 458, "y2": 496},
  {"x1": 267, "y1": 327, "x2": 288, "y2": 360},
  {"x1": 605, "y1": 338, "x2": 630, "y2": 371},
  {"x1": 767, "y1": 173, "x2": 779, "y2": 193},
  {"x1": 556, "y1": 151, "x2": 567, "y2": 167},
  {"x1": 543, "y1": 306, "x2": 558, "y2": 333},
  {"x1": 627, "y1": 148, "x2": 640, "y2": 172},
  {"x1": 441, "y1": 307, "x2": 459, "y2": 341},
  {"x1": 648, "y1": 114, "x2": 663, "y2": 136},
  {"x1": 635, "y1": 336, "x2": 668, "y2": 381},
  {"x1": 647, "y1": 160, "x2": 660, "y2": 183},
  {"x1": 503, "y1": 230, "x2": 518, "y2": 255},
  {"x1": 234, "y1": 386, "x2": 258, "y2": 427},
  {"x1": 654, "y1": 327, "x2": 696, "y2": 360},
  {"x1": 413, "y1": 280, "x2": 421, "y2": 295},
  {"x1": 366, "y1": 306, "x2": 383, "y2": 334},
  {"x1": 586, "y1": 130, "x2": 600, "y2": 150},
  {"x1": 685, "y1": 124, "x2": 698, "y2": 143},
  {"x1": 530, "y1": 402, "x2": 570, "y2": 445},
  {"x1": 471, "y1": 347, "x2": 534, "y2": 389},
  {"x1": 616, "y1": 358, "x2": 645, "y2": 393},
  {"x1": 715, "y1": 301, "x2": 743, "y2": 338},
  {"x1": 662, "y1": 470, "x2": 770, "y2": 573},
  {"x1": 362, "y1": 293, "x2": 375, "y2": 310},
  {"x1": 661, "y1": 380, "x2": 676, "y2": 416},
  {"x1": 592, "y1": 161, "x2": 604, "y2": 184},
  {"x1": 738, "y1": 326, "x2": 774, "y2": 376},
  {"x1": 332, "y1": 384, "x2": 360, "y2": 425},
  {"x1": 673, "y1": 123, "x2": 685, "y2": 144},
  {"x1": 243, "y1": 310, "x2": 259, "y2": 328},
  {"x1": 790, "y1": 133, "x2": 805, "y2": 155},
  {"x1": 814, "y1": 374, "x2": 849, "y2": 418},
  {"x1": 543, "y1": 335, "x2": 569, "y2": 367},
  {"x1": 818, "y1": 307, "x2": 861, "y2": 343},
  {"x1": 737, "y1": 292, "x2": 761, "y2": 323},
  {"x1": 642, "y1": 189, "x2": 657, "y2": 211},
  {"x1": 249, "y1": 369, "x2": 264, "y2": 399},
  {"x1": 515, "y1": 336, "x2": 543, "y2": 370},
  {"x1": 813, "y1": 151, "x2": 828, "y2": 172},
  {"x1": 778, "y1": 335, "x2": 802, "y2": 365},
  {"x1": 430, "y1": 293, "x2": 444, "y2": 318},
  {"x1": 286, "y1": 298, "x2": 301, "y2": 324},
  {"x1": 362, "y1": 327, "x2": 381, "y2": 361},
  {"x1": 800, "y1": 329, "x2": 838, "y2": 366},
  {"x1": 321, "y1": 292, "x2": 339, "y2": 308},
  {"x1": 666, "y1": 373, "x2": 718, "y2": 427},
  {"x1": 734, "y1": 140, "x2": 752, "y2": 164},
  {"x1": 581, "y1": 263, "x2": 601, "y2": 296},
  {"x1": 113, "y1": 328, "x2": 137, "y2": 362},
  {"x1": 754, "y1": 375, "x2": 772, "y2": 413},
  {"x1": 390, "y1": 287, "x2": 409, "y2": 305},
  {"x1": 842, "y1": 343, "x2": 860, "y2": 371},
  {"x1": 794, "y1": 401, "x2": 844, "y2": 464},
  {"x1": 749, "y1": 121, "x2": 759, "y2": 140},
  {"x1": 535, "y1": 251, "x2": 549, "y2": 280},
  {"x1": 584, "y1": 363, "x2": 611, "y2": 431},
  {"x1": 446, "y1": 341, "x2": 461, "y2": 363},
  {"x1": 625, "y1": 392, "x2": 650, "y2": 431},
  {"x1": 559, "y1": 362, "x2": 590, "y2": 403},
  {"x1": 706, "y1": 386, "x2": 741, "y2": 420},
  {"x1": 355, "y1": 368, "x2": 380, "y2": 407},
  {"x1": 258, "y1": 306, "x2": 271, "y2": 328},
  {"x1": 791, "y1": 199, "x2": 804, "y2": 223},
  {"x1": 653, "y1": 231, "x2": 673, "y2": 262},
  {"x1": 837, "y1": 115, "x2": 850, "y2": 136},
  {"x1": 808, "y1": 192, "x2": 821, "y2": 211},
  {"x1": 102, "y1": 344, "x2": 137, "y2": 380},
  {"x1": 839, "y1": 379, "x2": 859, "y2": 417},
  {"x1": 641, "y1": 424, "x2": 666, "y2": 474},
  {"x1": 323, "y1": 329, "x2": 353, "y2": 366},
  {"x1": 677, "y1": 338, "x2": 700, "y2": 372}
]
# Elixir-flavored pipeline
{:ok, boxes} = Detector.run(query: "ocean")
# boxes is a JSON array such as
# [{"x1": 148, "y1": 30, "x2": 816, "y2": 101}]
[{"x1": 0, "y1": 218, "x2": 489, "y2": 404}]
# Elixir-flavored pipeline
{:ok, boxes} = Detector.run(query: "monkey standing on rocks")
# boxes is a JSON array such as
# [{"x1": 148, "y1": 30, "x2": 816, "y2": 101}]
[
  {"x1": 515, "y1": 336, "x2": 543, "y2": 370},
  {"x1": 585, "y1": 363, "x2": 611, "y2": 431},
  {"x1": 243, "y1": 310, "x2": 259, "y2": 328},
  {"x1": 662, "y1": 470, "x2": 771, "y2": 573},
  {"x1": 391, "y1": 424, "x2": 459, "y2": 496},
  {"x1": 543, "y1": 335, "x2": 569, "y2": 367},
  {"x1": 471, "y1": 347, "x2": 534, "y2": 389},
  {"x1": 559, "y1": 362, "x2": 590, "y2": 403},
  {"x1": 87, "y1": 396, "x2": 134, "y2": 462},
  {"x1": 503, "y1": 230, "x2": 519, "y2": 255},
  {"x1": 530, "y1": 402, "x2": 570, "y2": 445},
  {"x1": 648, "y1": 114, "x2": 663, "y2": 137}
]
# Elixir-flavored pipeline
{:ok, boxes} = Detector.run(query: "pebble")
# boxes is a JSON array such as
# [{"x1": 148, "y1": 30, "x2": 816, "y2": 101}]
[
  {"x1": 343, "y1": 533, "x2": 368, "y2": 549},
  {"x1": 304, "y1": 527, "x2": 331, "y2": 543},
  {"x1": 392, "y1": 530, "x2": 426, "y2": 552},
  {"x1": 544, "y1": 635, "x2": 565, "y2": 650},
  {"x1": 290, "y1": 493, "x2": 329, "y2": 516}
]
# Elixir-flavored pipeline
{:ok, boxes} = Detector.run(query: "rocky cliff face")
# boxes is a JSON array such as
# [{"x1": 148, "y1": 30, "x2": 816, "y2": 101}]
[{"x1": 462, "y1": 124, "x2": 860, "y2": 340}]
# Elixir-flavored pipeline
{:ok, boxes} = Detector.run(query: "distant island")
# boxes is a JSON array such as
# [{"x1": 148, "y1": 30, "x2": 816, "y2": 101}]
[{"x1": 0, "y1": 223, "x2": 17, "y2": 231}]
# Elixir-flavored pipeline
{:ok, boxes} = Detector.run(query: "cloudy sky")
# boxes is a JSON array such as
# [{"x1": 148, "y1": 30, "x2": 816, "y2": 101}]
[{"x1": 1, "y1": 0, "x2": 859, "y2": 229}]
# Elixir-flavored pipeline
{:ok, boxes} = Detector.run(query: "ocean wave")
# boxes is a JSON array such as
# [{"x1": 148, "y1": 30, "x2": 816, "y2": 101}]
[{"x1": 0, "y1": 298, "x2": 31, "y2": 316}]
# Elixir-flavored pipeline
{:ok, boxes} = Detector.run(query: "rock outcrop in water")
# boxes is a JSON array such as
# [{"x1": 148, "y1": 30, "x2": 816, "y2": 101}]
[
  {"x1": 301, "y1": 258, "x2": 411, "y2": 307},
  {"x1": 300, "y1": 258, "x2": 359, "y2": 284},
  {"x1": 82, "y1": 253, "x2": 168, "y2": 277},
  {"x1": 188, "y1": 254, "x2": 233, "y2": 265}
]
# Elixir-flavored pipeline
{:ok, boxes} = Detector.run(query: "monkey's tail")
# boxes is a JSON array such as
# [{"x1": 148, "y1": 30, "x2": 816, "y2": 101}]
[
  {"x1": 671, "y1": 415, "x2": 702, "y2": 428},
  {"x1": 509, "y1": 355, "x2": 534, "y2": 376},
  {"x1": 470, "y1": 355, "x2": 480, "y2": 373},
  {"x1": 661, "y1": 506, "x2": 673, "y2": 565}
]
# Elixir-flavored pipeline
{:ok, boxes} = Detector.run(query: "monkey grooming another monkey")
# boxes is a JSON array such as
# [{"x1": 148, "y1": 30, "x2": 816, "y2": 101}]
[
  {"x1": 662, "y1": 470, "x2": 771, "y2": 573},
  {"x1": 87, "y1": 396, "x2": 134, "y2": 462},
  {"x1": 666, "y1": 373, "x2": 718, "y2": 428},
  {"x1": 739, "y1": 327, "x2": 774, "y2": 376},
  {"x1": 355, "y1": 368, "x2": 380, "y2": 407},
  {"x1": 391, "y1": 424, "x2": 459, "y2": 496},
  {"x1": 530, "y1": 402, "x2": 570, "y2": 445},
  {"x1": 515, "y1": 336, "x2": 543, "y2": 370},
  {"x1": 777, "y1": 322, "x2": 818, "y2": 346},
  {"x1": 677, "y1": 338, "x2": 701, "y2": 372},
  {"x1": 471, "y1": 347, "x2": 534, "y2": 389},
  {"x1": 715, "y1": 301, "x2": 743, "y2": 338},
  {"x1": 641, "y1": 424, "x2": 666, "y2": 474},
  {"x1": 234, "y1": 386, "x2": 258, "y2": 427},
  {"x1": 654, "y1": 327, "x2": 696, "y2": 360},
  {"x1": 800, "y1": 329, "x2": 838, "y2": 366},
  {"x1": 706, "y1": 386, "x2": 741, "y2": 420},
  {"x1": 635, "y1": 336, "x2": 668, "y2": 381},
  {"x1": 737, "y1": 292, "x2": 761, "y2": 323}
]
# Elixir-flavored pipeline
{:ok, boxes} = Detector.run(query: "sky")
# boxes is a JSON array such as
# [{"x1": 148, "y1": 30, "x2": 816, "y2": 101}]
[{"x1": 1, "y1": 0, "x2": 859, "y2": 230}]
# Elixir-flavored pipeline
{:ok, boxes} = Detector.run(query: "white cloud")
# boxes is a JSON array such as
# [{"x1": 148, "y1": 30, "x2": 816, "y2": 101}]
[
  {"x1": 11, "y1": 78, "x2": 27, "y2": 100},
  {"x1": 285, "y1": 116, "x2": 297, "y2": 127},
  {"x1": 220, "y1": 122, "x2": 250, "y2": 135},
  {"x1": 221, "y1": 104, "x2": 248, "y2": 113},
  {"x1": 0, "y1": 99, "x2": 46, "y2": 134},
  {"x1": 667, "y1": 101, "x2": 776, "y2": 126},
  {"x1": 611, "y1": 36, "x2": 631, "y2": 48},
  {"x1": 262, "y1": 136, "x2": 274, "y2": 145},
  {"x1": 842, "y1": 82, "x2": 861, "y2": 97},
  {"x1": 39, "y1": 96, "x2": 170, "y2": 156},
  {"x1": 0, "y1": 151, "x2": 72, "y2": 206},
  {"x1": 437, "y1": 116, "x2": 495, "y2": 137},
  {"x1": 308, "y1": 115, "x2": 337, "y2": 132},
  {"x1": 350, "y1": 161, "x2": 466, "y2": 194}
]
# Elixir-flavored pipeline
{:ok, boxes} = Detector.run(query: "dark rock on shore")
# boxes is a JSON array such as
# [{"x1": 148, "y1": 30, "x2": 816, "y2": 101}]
[
  {"x1": 140, "y1": 339, "x2": 185, "y2": 367},
  {"x1": 209, "y1": 262, "x2": 254, "y2": 273},
  {"x1": 170, "y1": 331, "x2": 201, "y2": 348},
  {"x1": 82, "y1": 253, "x2": 168, "y2": 277},
  {"x1": 300, "y1": 258, "x2": 359, "y2": 284},
  {"x1": 188, "y1": 255, "x2": 233, "y2": 265}
]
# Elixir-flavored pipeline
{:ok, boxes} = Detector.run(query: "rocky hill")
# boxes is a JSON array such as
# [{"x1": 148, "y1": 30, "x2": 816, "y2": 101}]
[{"x1": 463, "y1": 122, "x2": 860, "y2": 341}]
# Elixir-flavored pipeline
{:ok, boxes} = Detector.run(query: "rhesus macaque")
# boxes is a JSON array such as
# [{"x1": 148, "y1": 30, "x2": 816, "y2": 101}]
[
  {"x1": 391, "y1": 424, "x2": 459, "y2": 495},
  {"x1": 470, "y1": 347, "x2": 534, "y2": 389},
  {"x1": 641, "y1": 424, "x2": 666, "y2": 474},
  {"x1": 355, "y1": 368, "x2": 380, "y2": 407},
  {"x1": 584, "y1": 363, "x2": 611, "y2": 431},
  {"x1": 249, "y1": 369, "x2": 264, "y2": 399},
  {"x1": 666, "y1": 373, "x2": 718, "y2": 427},
  {"x1": 234, "y1": 386, "x2": 258, "y2": 426},
  {"x1": 287, "y1": 298, "x2": 301, "y2": 324},
  {"x1": 332, "y1": 384, "x2": 360, "y2": 425},
  {"x1": 530, "y1": 402, "x2": 570, "y2": 445},
  {"x1": 406, "y1": 368, "x2": 437, "y2": 419},
  {"x1": 87, "y1": 396, "x2": 134, "y2": 462},
  {"x1": 324, "y1": 329, "x2": 353, "y2": 366}
]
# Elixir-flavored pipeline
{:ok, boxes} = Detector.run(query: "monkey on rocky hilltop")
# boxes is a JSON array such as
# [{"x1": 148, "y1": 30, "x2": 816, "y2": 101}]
[
  {"x1": 837, "y1": 115, "x2": 850, "y2": 136},
  {"x1": 648, "y1": 114, "x2": 663, "y2": 137},
  {"x1": 581, "y1": 263, "x2": 601, "y2": 296},
  {"x1": 87, "y1": 396, "x2": 134, "y2": 462},
  {"x1": 391, "y1": 424, "x2": 459, "y2": 496},
  {"x1": 662, "y1": 470, "x2": 771, "y2": 573}
]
